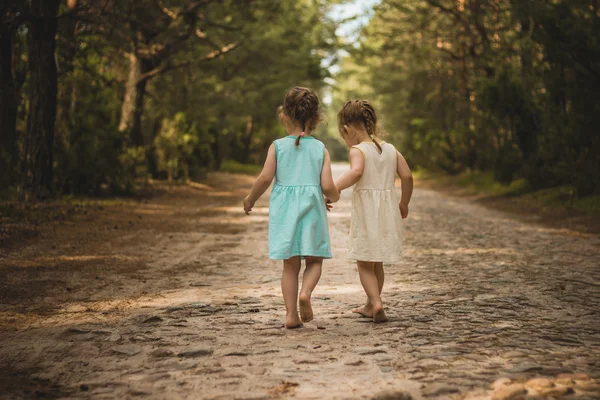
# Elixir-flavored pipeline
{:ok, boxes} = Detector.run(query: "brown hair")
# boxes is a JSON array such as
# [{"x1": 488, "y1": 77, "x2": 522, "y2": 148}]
[
  {"x1": 337, "y1": 100, "x2": 382, "y2": 153},
  {"x1": 278, "y1": 86, "x2": 321, "y2": 146}
]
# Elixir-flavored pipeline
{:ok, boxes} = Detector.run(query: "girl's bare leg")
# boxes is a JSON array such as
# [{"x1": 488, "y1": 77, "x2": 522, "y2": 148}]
[
  {"x1": 353, "y1": 262, "x2": 384, "y2": 317},
  {"x1": 356, "y1": 261, "x2": 388, "y2": 323},
  {"x1": 282, "y1": 257, "x2": 302, "y2": 328},
  {"x1": 299, "y1": 256, "x2": 323, "y2": 322}
]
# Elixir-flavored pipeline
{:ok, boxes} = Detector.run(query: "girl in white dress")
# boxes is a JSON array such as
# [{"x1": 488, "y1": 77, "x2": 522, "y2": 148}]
[{"x1": 334, "y1": 100, "x2": 414, "y2": 323}]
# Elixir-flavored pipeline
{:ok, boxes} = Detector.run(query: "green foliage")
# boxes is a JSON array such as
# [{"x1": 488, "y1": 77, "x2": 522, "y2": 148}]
[
  {"x1": 3, "y1": 0, "x2": 339, "y2": 197},
  {"x1": 219, "y1": 160, "x2": 262, "y2": 175},
  {"x1": 154, "y1": 113, "x2": 200, "y2": 181},
  {"x1": 339, "y1": 0, "x2": 600, "y2": 197}
]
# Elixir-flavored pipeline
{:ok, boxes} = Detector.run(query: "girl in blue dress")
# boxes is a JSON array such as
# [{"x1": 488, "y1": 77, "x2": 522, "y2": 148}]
[{"x1": 244, "y1": 86, "x2": 340, "y2": 328}]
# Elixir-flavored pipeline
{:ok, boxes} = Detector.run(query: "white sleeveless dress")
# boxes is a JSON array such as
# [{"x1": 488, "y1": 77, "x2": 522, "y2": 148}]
[{"x1": 348, "y1": 142, "x2": 403, "y2": 263}]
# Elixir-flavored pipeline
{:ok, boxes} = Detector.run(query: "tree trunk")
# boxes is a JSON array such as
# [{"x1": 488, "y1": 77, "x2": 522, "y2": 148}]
[
  {"x1": 119, "y1": 53, "x2": 151, "y2": 146},
  {"x1": 241, "y1": 115, "x2": 253, "y2": 164},
  {"x1": 20, "y1": 0, "x2": 60, "y2": 201},
  {"x1": 0, "y1": 19, "x2": 18, "y2": 191}
]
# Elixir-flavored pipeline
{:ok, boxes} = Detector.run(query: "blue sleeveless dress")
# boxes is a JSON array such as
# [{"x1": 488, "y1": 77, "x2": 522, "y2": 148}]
[{"x1": 269, "y1": 135, "x2": 332, "y2": 260}]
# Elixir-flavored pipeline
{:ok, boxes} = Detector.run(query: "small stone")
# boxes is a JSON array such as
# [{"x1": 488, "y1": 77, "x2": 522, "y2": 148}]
[
  {"x1": 372, "y1": 391, "x2": 412, "y2": 400},
  {"x1": 491, "y1": 383, "x2": 526, "y2": 400},
  {"x1": 423, "y1": 384, "x2": 459, "y2": 397},
  {"x1": 80, "y1": 384, "x2": 88, "y2": 391},
  {"x1": 345, "y1": 360, "x2": 364, "y2": 366},
  {"x1": 111, "y1": 345, "x2": 142, "y2": 356},
  {"x1": 247, "y1": 367, "x2": 267, "y2": 375},
  {"x1": 294, "y1": 359, "x2": 319, "y2": 364},
  {"x1": 506, "y1": 364, "x2": 543, "y2": 373},
  {"x1": 575, "y1": 380, "x2": 600, "y2": 392},
  {"x1": 525, "y1": 377, "x2": 554, "y2": 393},
  {"x1": 358, "y1": 348, "x2": 387, "y2": 355},
  {"x1": 503, "y1": 351, "x2": 526, "y2": 359},
  {"x1": 540, "y1": 386, "x2": 574, "y2": 397},
  {"x1": 491, "y1": 378, "x2": 512, "y2": 390},
  {"x1": 555, "y1": 375, "x2": 575, "y2": 386},
  {"x1": 194, "y1": 367, "x2": 225, "y2": 374},
  {"x1": 150, "y1": 349, "x2": 174, "y2": 358},
  {"x1": 177, "y1": 349, "x2": 213, "y2": 358},
  {"x1": 571, "y1": 373, "x2": 591, "y2": 381},
  {"x1": 142, "y1": 316, "x2": 162, "y2": 324},
  {"x1": 65, "y1": 327, "x2": 91, "y2": 334},
  {"x1": 223, "y1": 351, "x2": 250, "y2": 357}
]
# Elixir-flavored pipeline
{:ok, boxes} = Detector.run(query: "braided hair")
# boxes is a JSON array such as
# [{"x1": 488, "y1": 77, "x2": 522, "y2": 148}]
[
  {"x1": 278, "y1": 87, "x2": 322, "y2": 146},
  {"x1": 337, "y1": 100, "x2": 382, "y2": 153}
]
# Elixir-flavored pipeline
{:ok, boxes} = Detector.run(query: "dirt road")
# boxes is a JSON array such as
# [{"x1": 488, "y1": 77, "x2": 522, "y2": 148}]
[{"x1": 1, "y1": 165, "x2": 599, "y2": 399}]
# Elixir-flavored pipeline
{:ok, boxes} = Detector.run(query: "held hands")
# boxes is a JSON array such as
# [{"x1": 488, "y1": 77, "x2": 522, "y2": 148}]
[
  {"x1": 243, "y1": 195, "x2": 255, "y2": 215},
  {"x1": 399, "y1": 202, "x2": 409, "y2": 219},
  {"x1": 324, "y1": 188, "x2": 341, "y2": 212},
  {"x1": 324, "y1": 195, "x2": 333, "y2": 211}
]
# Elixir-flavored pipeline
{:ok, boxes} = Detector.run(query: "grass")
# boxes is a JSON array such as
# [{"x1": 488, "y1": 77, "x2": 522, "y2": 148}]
[
  {"x1": 219, "y1": 160, "x2": 262, "y2": 175},
  {"x1": 415, "y1": 169, "x2": 600, "y2": 217}
]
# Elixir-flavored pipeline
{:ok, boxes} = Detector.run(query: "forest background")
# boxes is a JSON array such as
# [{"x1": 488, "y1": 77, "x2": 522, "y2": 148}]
[{"x1": 1, "y1": 0, "x2": 598, "y2": 209}]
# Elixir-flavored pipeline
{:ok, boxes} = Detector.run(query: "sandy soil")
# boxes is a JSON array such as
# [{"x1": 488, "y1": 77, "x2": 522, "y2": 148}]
[{"x1": 0, "y1": 165, "x2": 599, "y2": 400}]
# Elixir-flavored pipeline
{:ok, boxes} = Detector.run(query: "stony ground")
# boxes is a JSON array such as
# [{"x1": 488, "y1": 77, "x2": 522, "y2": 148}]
[{"x1": 0, "y1": 165, "x2": 599, "y2": 400}]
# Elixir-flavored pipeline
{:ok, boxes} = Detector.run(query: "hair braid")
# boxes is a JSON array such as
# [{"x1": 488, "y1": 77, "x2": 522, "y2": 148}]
[
  {"x1": 278, "y1": 87, "x2": 321, "y2": 147},
  {"x1": 295, "y1": 93, "x2": 309, "y2": 146},
  {"x1": 337, "y1": 99, "x2": 382, "y2": 153},
  {"x1": 362, "y1": 102, "x2": 382, "y2": 153}
]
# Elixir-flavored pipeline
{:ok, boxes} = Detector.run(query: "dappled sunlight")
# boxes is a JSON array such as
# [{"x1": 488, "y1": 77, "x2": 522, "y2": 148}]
[
  {"x1": 515, "y1": 225, "x2": 595, "y2": 238},
  {"x1": 326, "y1": 210, "x2": 352, "y2": 219},
  {"x1": 0, "y1": 254, "x2": 141, "y2": 268},
  {"x1": 412, "y1": 247, "x2": 518, "y2": 256},
  {"x1": 205, "y1": 190, "x2": 246, "y2": 198},
  {"x1": 183, "y1": 181, "x2": 214, "y2": 191},
  {"x1": 2, "y1": 0, "x2": 598, "y2": 397}
]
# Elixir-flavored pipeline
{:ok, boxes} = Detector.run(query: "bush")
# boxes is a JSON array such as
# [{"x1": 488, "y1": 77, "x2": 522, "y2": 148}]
[{"x1": 219, "y1": 160, "x2": 262, "y2": 175}]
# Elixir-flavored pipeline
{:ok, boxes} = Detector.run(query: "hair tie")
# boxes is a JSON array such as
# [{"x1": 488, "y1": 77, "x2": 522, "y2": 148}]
[
  {"x1": 369, "y1": 134, "x2": 375, "y2": 139},
  {"x1": 300, "y1": 132, "x2": 306, "y2": 137}
]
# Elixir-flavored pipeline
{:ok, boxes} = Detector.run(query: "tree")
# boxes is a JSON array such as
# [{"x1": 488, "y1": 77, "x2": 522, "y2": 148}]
[
  {"x1": 344, "y1": 0, "x2": 600, "y2": 195},
  {"x1": 0, "y1": 1, "x2": 26, "y2": 191},
  {"x1": 20, "y1": 0, "x2": 62, "y2": 201}
]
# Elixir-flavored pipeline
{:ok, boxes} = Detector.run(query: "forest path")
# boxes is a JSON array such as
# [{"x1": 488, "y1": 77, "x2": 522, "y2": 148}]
[{"x1": 1, "y1": 164, "x2": 599, "y2": 399}]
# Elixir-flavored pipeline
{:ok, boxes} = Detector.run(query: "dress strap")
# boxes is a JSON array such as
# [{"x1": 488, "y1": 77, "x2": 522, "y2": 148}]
[{"x1": 351, "y1": 144, "x2": 366, "y2": 158}]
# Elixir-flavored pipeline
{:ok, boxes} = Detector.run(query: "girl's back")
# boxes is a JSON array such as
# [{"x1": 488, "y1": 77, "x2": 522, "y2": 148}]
[
  {"x1": 349, "y1": 141, "x2": 402, "y2": 263},
  {"x1": 274, "y1": 136, "x2": 324, "y2": 186},
  {"x1": 269, "y1": 135, "x2": 331, "y2": 260},
  {"x1": 353, "y1": 142, "x2": 396, "y2": 190}
]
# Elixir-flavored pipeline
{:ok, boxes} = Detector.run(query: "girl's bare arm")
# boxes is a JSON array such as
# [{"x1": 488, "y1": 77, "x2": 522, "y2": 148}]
[
  {"x1": 244, "y1": 144, "x2": 276, "y2": 214},
  {"x1": 335, "y1": 148, "x2": 364, "y2": 192},
  {"x1": 396, "y1": 150, "x2": 413, "y2": 209},
  {"x1": 321, "y1": 149, "x2": 340, "y2": 202}
]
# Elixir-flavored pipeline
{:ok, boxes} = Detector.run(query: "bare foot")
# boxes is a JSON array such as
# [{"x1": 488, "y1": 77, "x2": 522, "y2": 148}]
[
  {"x1": 298, "y1": 293, "x2": 313, "y2": 322},
  {"x1": 372, "y1": 304, "x2": 388, "y2": 323},
  {"x1": 285, "y1": 313, "x2": 303, "y2": 329},
  {"x1": 351, "y1": 304, "x2": 373, "y2": 318}
]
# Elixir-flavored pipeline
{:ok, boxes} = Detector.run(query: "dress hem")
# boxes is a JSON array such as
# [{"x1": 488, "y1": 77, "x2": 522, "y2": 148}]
[
  {"x1": 346, "y1": 256, "x2": 402, "y2": 264},
  {"x1": 270, "y1": 252, "x2": 332, "y2": 260}
]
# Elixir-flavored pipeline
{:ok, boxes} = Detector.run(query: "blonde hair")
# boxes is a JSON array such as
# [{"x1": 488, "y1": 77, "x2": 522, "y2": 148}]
[
  {"x1": 278, "y1": 86, "x2": 322, "y2": 146},
  {"x1": 338, "y1": 100, "x2": 382, "y2": 153}
]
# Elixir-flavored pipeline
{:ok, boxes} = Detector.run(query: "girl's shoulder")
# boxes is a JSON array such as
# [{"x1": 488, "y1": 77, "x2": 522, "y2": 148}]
[
  {"x1": 352, "y1": 141, "x2": 397, "y2": 158},
  {"x1": 383, "y1": 141, "x2": 398, "y2": 153},
  {"x1": 273, "y1": 136, "x2": 325, "y2": 153}
]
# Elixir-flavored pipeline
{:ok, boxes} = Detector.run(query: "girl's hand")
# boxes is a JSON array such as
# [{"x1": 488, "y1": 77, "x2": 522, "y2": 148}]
[
  {"x1": 244, "y1": 196, "x2": 255, "y2": 215},
  {"x1": 324, "y1": 195, "x2": 333, "y2": 212},
  {"x1": 399, "y1": 202, "x2": 409, "y2": 219}
]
